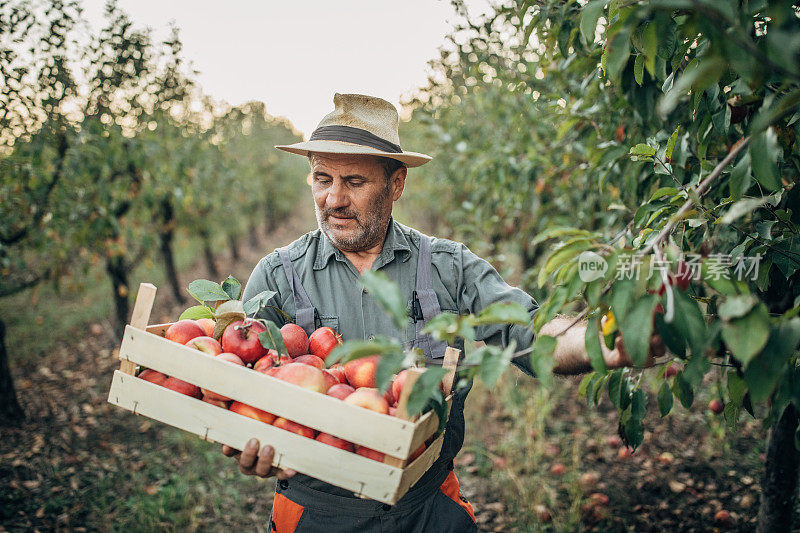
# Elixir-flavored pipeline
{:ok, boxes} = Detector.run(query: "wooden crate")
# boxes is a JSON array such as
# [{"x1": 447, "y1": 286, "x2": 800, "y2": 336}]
[{"x1": 106, "y1": 283, "x2": 458, "y2": 504}]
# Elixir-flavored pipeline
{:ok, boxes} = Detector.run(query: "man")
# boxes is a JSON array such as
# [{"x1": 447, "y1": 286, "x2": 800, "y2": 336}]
[{"x1": 224, "y1": 93, "x2": 655, "y2": 532}]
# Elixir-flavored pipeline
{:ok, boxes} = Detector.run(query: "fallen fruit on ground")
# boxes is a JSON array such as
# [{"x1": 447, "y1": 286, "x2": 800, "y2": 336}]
[
  {"x1": 315, "y1": 432, "x2": 355, "y2": 452},
  {"x1": 344, "y1": 355, "x2": 380, "y2": 389},
  {"x1": 165, "y1": 319, "x2": 205, "y2": 345},
  {"x1": 221, "y1": 319, "x2": 268, "y2": 364},
  {"x1": 343, "y1": 387, "x2": 389, "y2": 414},
  {"x1": 230, "y1": 401, "x2": 276, "y2": 424},
  {"x1": 550, "y1": 463, "x2": 566, "y2": 475},
  {"x1": 280, "y1": 323, "x2": 309, "y2": 357},
  {"x1": 273, "y1": 417, "x2": 316, "y2": 439},
  {"x1": 185, "y1": 335, "x2": 224, "y2": 356},
  {"x1": 274, "y1": 362, "x2": 328, "y2": 393}
]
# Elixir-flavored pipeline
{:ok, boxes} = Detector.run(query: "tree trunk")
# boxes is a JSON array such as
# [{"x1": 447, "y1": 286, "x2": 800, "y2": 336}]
[
  {"x1": 757, "y1": 404, "x2": 799, "y2": 533},
  {"x1": 521, "y1": 239, "x2": 540, "y2": 272},
  {"x1": 158, "y1": 199, "x2": 184, "y2": 304},
  {"x1": 106, "y1": 255, "x2": 130, "y2": 339},
  {"x1": 248, "y1": 223, "x2": 259, "y2": 249},
  {"x1": 0, "y1": 317, "x2": 25, "y2": 425},
  {"x1": 200, "y1": 229, "x2": 219, "y2": 280},
  {"x1": 229, "y1": 234, "x2": 241, "y2": 262}
]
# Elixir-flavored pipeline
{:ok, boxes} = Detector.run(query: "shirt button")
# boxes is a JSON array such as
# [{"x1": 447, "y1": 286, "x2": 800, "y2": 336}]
[
  {"x1": 278, "y1": 480, "x2": 289, "y2": 490},
  {"x1": 362, "y1": 288, "x2": 367, "y2": 294},
  {"x1": 382, "y1": 504, "x2": 392, "y2": 511}
]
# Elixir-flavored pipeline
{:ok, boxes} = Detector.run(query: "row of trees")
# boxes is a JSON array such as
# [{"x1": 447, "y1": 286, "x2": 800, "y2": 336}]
[
  {"x1": 403, "y1": 0, "x2": 799, "y2": 530},
  {"x1": 0, "y1": 0, "x2": 307, "y2": 423}
]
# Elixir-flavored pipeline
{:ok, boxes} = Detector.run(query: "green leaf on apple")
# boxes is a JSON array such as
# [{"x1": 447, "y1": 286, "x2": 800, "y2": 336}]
[
  {"x1": 258, "y1": 320, "x2": 288, "y2": 355},
  {"x1": 243, "y1": 290, "x2": 278, "y2": 317},
  {"x1": 221, "y1": 275, "x2": 242, "y2": 300},
  {"x1": 188, "y1": 279, "x2": 230, "y2": 304},
  {"x1": 358, "y1": 271, "x2": 408, "y2": 331},
  {"x1": 213, "y1": 300, "x2": 246, "y2": 340},
  {"x1": 179, "y1": 305, "x2": 215, "y2": 321}
]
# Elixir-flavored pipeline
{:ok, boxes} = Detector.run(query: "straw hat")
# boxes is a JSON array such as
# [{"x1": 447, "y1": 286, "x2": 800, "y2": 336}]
[{"x1": 275, "y1": 93, "x2": 432, "y2": 167}]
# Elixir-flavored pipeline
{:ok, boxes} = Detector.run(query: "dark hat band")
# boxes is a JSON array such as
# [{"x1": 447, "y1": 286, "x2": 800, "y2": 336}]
[{"x1": 309, "y1": 125, "x2": 402, "y2": 154}]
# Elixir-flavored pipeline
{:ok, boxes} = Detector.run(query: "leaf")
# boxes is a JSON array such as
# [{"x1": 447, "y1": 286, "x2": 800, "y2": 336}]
[
  {"x1": 406, "y1": 367, "x2": 448, "y2": 417},
  {"x1": 258, "y1": 320, "x2": 288, "y2": 355},
  {"x1": 727, "y1": 372, "x2": 747, "y2": 408},
  {"x1": 472, "y1": 302, "x2": 531, "y2": 326},
  {"x1": 719, "y1": 196, "x2": 772, "y2": 224},
  {"x1": 623, "y1": 388, "x2": 647, "y2": 449},
  {"x1": 477, "y1": 341, "x2": 517, "y2": 388},
  {"x1": 719, "y1": 294, "x2": 757, "y2": 320},
  {"x1": 607, "y1": 369, "x2": 624, "y2": 410},
  {"x1": 722, "y1": 304, "x2": 771, "y2": 367},
  {"x1": 669, "y1": 291, "x2": 707, "y2": 357},
  {"x1": 728, "y1": 152, "x2": 752, "y2": 200},
  {"x1": 178, "y1": 305, "x2": 215, "y2": 321},
  {"x1": 376, "y1": 352, "x2": 405, "y2": 394},
  {"x1": 634, "y1": 54, "x2": 644, "y2": 85},
  {"x1": 665, "y1": 128, "x2": 680, "y2": 160},
  {"x1": 608, "y1": 278, "x2": 637, "y2": 323},
  {"x1": 187, "y1": 279, "x2": 230, "y2": 303},
  {"x1": 359, "y1": 271, "x2": 407, "y2": 331},
  {"x1": 213, "y1": 300, "x2": 246, "y2": 340},
  {"x1": 629, "y1": 143, "x2": 656, "y2": 159},
  {"x1": 422, "y1": 313, "x2": 475, "y2": 345},
  {"x1": 604, "y1": 25, "x2": 631, "y2": 81},
  {"x1": 326, "y1": 336, "x2": 402, "y2": 366},
  {"x1": 672, "y1": 372, "x2": 694, "y2": 408},
  {"x1": 221, "y1": 276, "x2": 242, "y2": 300},
  {"x1": 618, "y1": 295, "x2": 657, "y2": 366},
  {"x1": 744, "y1": 318, "x2": 800, "y2": 402},
  {"x1": 580, "y1": 0, "x2": 608, "y2": 43},
  {"x1": 529, "y1": 335, "x2": 556, "y2": 386},
  {"x1": 749, "y1": 129, "x2": 781, "y2": 191},
  {"x1": 649, "y1": 187, "x2": 679, "y2": 202},
  {"x1": 585, "y1": 316, "x2": 608, "y2": 373},
  {"x1": 531, "y1": 227, "x2": 592, "y2": 246},
  {"x1": 242, "y1": 290, "x2": 278, "y2": 317},
  {"x1": 658, "y1": 381, "x2": 673, "y2": 417}
]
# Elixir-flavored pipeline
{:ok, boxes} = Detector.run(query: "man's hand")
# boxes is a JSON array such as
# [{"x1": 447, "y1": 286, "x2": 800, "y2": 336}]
[
  {"x1": 602, "y1": 331, "x2": 666, "y2": 369},
  {"x1": 222, "y1": 439, "x2": 296, "y2": 479}
]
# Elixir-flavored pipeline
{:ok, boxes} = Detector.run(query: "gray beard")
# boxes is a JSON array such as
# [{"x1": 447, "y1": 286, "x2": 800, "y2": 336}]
[{"x1": 314, "y1": 184, "x2": 393, "y2": 252}]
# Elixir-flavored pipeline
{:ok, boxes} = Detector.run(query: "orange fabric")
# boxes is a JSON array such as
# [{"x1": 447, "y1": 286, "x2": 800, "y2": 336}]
[
  {"x1": 271, "y1": 493, "x2": 305, "y2": 532},
  {"x1": 439, "y1": 470, "x2": 476, "y2": 523}
]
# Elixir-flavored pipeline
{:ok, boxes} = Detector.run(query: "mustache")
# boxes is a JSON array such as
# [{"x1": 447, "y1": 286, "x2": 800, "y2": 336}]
[{"x1": 323, "y1": 209, "x2": 359, "y2": 220}]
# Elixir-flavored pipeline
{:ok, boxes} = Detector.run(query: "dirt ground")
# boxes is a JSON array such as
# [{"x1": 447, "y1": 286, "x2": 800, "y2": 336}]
[{"x1": 0, "y1": 212, "x2": 776, "y2": 532}]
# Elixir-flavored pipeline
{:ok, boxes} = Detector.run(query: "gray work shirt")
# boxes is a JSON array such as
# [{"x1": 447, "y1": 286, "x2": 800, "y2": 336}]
[{"x1": 241, "y1": 218, "x2": 539, "y2": 497}]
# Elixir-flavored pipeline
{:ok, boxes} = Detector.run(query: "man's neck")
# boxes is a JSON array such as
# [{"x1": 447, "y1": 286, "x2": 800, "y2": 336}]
[{"x1": 341, "y1": 242, "x2": 384, "y2": 274}]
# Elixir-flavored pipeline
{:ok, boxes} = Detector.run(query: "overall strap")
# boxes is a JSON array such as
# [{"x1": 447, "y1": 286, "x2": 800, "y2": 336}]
[
  {"x1": 277, "y1": 247, "x2": 317, "y2": 336},
  {"x1": 414, "y1": 235, "x2": 449, "y2": 358}
]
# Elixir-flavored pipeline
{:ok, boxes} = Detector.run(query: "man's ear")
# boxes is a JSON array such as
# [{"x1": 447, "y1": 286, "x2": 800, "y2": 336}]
[{"x1": 391, "y1": 166, "x2": 407, "y2": 201}]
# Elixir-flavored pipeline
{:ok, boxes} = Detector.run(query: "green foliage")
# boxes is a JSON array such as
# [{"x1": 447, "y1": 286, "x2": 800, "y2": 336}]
[{"x1": 402, "y1": 0, "x2": 800, "y2": 448}]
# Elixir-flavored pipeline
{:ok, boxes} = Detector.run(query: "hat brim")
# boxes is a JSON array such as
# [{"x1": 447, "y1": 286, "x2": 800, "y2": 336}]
[{"x1": 275, "y1": 140, "x2": 432, "y2": 167}]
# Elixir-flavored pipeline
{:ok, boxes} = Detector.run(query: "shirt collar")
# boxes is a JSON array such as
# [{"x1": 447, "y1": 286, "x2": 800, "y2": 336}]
[{"x1": 313, "y1": 217, "x2": 412, "y2": 271}]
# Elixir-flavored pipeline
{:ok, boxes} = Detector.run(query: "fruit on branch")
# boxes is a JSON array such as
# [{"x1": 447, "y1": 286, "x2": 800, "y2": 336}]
[
  {"x1": 166, "y1": 319, "x2": 205, "y2": 345},
  {"x1": 221, "y1": 319, "x2": 267, "y2": 364},
  {"x1": 664, "y1": 363, "x2": 680, "y2": 379},
  {"x1": 708, "y1": 399, "x2": 724, "y2": 415}
]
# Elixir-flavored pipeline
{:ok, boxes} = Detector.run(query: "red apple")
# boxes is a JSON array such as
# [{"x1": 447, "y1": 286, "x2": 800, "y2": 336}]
[
  {"x1": 550, "y1": 463, "x2": 566, "y2": 475},
  {"x1": 294, "y1": 354, "x2": 325, "y2": 370},
  {"x1": 343, "y1": 387, "x2": 389, "y2": 414},
  {"x1": 202, "y1": 353, "x2": 244, "y2": 401},
  {"x1": 664, "y1": 363, "x2": 680, "y2": 379},
  {"x1": 221, "y1": 319, "x2": 268, "y2": 364},
  {"x1": 165, "y1": 319, "x2": 205, "y2": 345},
  {"x1": 138, "y1": 369, "x2": 168, "y2": 387},
  {"x1": 327, "y1": 364, "x2": 347, "y2": 384},
  {"x1": 315, "y1": 432, "x2": 355, "y2": 452},
  {"x1": 253, "y1": 350, "x2": 291, "y2": 373},
  {"x1": 195, "y1": 318, "x2": 216, "y2": 337},
  {"x1": 322, "y1": 370, "x2": 339, "y2": 391},
  {"x1": 709, "y1": 399, "x2": 724, "y2": 415},
  {"x1": 273, "y1": 417, "x2": 316, "y2": 439},
  {"x1": 185, "y1": 335, "x2": 224, "y2": 356},
  {"x1": 274, "y1": 362, "x2": 328, "y2": 393},
  {"x1": 230, "y1": 401, "x2": 276, "y2": 424},
  {"x1": 327, "y1": 383, "x2": 355, "y2": 400},
  {"x1": 280, "y1": 323, "x2": 309, "y2": 357},
  {"x1": 164, "y1": 377, "x2": 201, "y2": 399},
  {"x1": 202, "y1": 396, "x2": 230, "y2": 409},
  {"x1": 309, "y1": 326, "x2": 342, "y2": 361},
  {"x1": 390, "y1": 369, "x2": 409, "y2": 404},
  {"x1": 344, "y1": 355, "x2": 380, "y2": 389},
  {"x1": 355, "y1": 446, "x2": 385, "y2": 462},
  {"x1": 388, "y1": 405, "x2": 398, "y2": 417}
]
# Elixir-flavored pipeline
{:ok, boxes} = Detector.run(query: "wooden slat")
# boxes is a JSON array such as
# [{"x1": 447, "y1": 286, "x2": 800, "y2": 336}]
[
  {"x1": 393, "y1": 432, "x2": 446, "y2": 501},
  {"x1": 145, "y1": 323, "x2": 170, "y2": 337},
  {"x1": 107, "y1": 371, "x2": 405, "y2": 503},
  {"x1": 441, "y1": 347, "x2": 461, "y2": 395},
  {"x1": 118, "y1": 326, "x2": 419, "y2": 457},
  {"x1": 407, "y1": 395, "x2": 452, "y2": 455},
  {"x1": 120, "y1": 283, "x2": 156, "y2": 375}
]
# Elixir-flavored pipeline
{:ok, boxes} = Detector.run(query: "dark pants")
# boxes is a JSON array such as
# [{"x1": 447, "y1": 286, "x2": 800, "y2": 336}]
[{"x1": 269, "y1": 467, "x2": 478, "y2": 533}]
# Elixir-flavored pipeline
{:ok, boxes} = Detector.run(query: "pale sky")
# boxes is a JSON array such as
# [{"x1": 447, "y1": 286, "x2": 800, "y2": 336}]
[{"x1": 81, "y1": 1, "x2": 492, "y2": 137}]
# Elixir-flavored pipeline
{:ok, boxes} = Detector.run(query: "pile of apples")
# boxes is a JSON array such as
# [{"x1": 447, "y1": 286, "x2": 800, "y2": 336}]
[{"x1": 137, "y1": 317, "x2": 425, "y2": 462}]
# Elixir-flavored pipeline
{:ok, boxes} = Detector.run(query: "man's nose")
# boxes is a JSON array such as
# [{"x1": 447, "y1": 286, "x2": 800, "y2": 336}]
[{"x1": 325, "y1": 181, "x2": 349, "y2": 209}]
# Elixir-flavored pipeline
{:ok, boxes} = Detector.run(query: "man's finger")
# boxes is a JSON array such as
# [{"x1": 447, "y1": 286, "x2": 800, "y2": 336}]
[
  {"x1": 239, "y1": 438, "x2": 259, "y2": 471},
  {"x1": 254, "y1": 445, "x2": 275, "y2": 478},
  {"x1": 276, "y1": 468, "x2": 297, "y2": 480}
]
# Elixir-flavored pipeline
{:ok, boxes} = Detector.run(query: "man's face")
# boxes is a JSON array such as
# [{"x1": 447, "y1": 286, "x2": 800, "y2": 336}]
[{"x1": 310, "y1": 153, "x2": 406, "y2": 252}]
